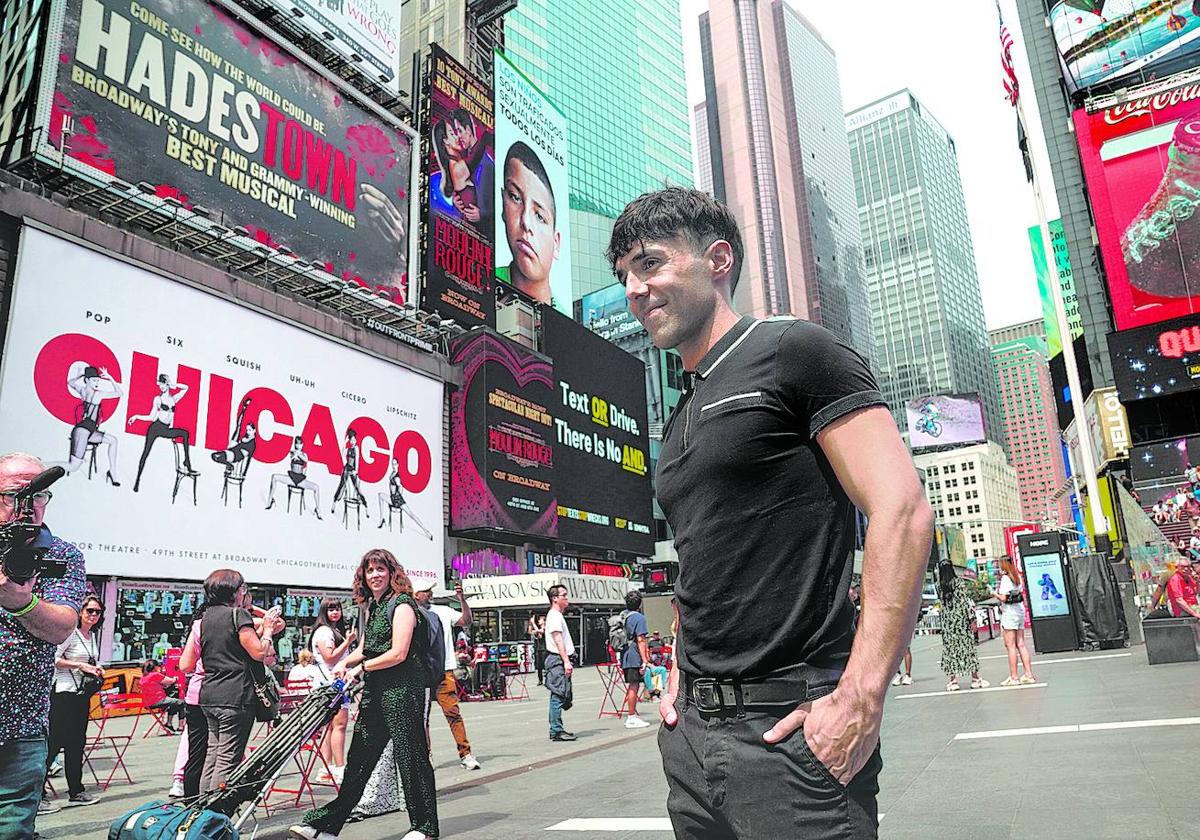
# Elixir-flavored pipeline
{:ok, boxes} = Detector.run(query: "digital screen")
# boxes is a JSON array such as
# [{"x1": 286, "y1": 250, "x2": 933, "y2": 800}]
[
  {"x1": 541, "y1": 307, "x2": 654, "y2": 555},
  {"x1": 38, "y1": 0, "x2": 414, "y2": 302},
  {"x1": 1051, "y1": 0, "x2": 1200, "y2": 94},
  {"x1": 421, "y1": 45, "x2": 495, "y2": 328},
  {"x1": 448, "y1": 330, "x2": 557, "y2": 538},
  {"x1": 1073, "y1": 77, "x2": 1200, "y2": 331},
  {"x1": 905, "y1": 393, "x2": 986, "y2": 450},
  {"x1": 1023, "y1": 552, "x2": 1072, "y2": 619},
  {"x1": 1108, "y1": 312, "x2": 1200, "y2": 401}
]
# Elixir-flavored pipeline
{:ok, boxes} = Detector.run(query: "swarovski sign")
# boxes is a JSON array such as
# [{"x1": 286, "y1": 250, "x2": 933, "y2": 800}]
[{"x1": 462, "y1": 572, "x2": 629, "y2": 607}]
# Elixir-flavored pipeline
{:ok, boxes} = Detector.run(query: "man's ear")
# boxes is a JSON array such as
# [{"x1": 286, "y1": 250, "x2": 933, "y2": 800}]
[
  {"x1": 707, "y1": 240, "x2": 735, "y2": 287},
  {"x1": 552, "y1": 231, "x2": 562, "y2": 262}
]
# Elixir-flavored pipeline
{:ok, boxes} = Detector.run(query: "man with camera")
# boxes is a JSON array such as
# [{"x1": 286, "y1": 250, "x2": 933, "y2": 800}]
[{"x1": 0, "y1": 453, "x2": 86, "y2": 839}]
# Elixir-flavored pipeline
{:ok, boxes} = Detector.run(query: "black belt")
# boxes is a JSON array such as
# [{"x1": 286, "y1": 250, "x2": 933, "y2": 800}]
[{"x1": 682, "y1": 664, "x2": 842, "y2": 716}]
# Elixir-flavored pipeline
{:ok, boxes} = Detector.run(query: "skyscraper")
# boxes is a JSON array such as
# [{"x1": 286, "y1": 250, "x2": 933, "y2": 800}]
[
  {"x1": 694, "y1": 102, "x2": 713, "y2": 196},
  {"x1": 695, "y1": 0, "x2": 871, "y2": 357},
  {"x1": 990, "y1": 327, "x2": 1071, "y2": 526},
  {"x1": 847, "y1": 90, "x2": 1003, "y2": 445},
  {"x1": 915, "y1": 442, "x2": 1021, "y2": 565},
  {"x1": 503, "y1": 0, "x2": 694, "y2": 300}
]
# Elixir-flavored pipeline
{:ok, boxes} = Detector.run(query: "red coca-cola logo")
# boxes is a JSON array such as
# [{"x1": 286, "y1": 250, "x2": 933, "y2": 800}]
[{"x1": 33, "y1": 332, "x2": 433, "y2": 491}]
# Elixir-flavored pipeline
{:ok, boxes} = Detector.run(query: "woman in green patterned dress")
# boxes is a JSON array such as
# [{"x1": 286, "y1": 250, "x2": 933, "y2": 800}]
[
  {"x1": 938, "y1": 562, "x2": 989, "y2": 692},
  {"x1": 290, "y1": 549, "x2": 438, "y2": 840}
]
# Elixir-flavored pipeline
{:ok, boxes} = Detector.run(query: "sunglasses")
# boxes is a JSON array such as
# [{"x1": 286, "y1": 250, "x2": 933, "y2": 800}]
[{"x1": 83, "y1": 607, "x2": 103, "y2": 615}]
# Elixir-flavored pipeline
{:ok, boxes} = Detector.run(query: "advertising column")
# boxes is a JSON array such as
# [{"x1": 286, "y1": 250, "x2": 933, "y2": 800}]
[{"x1": 0, "y1": 228, "x2": 445, "y2": 590}]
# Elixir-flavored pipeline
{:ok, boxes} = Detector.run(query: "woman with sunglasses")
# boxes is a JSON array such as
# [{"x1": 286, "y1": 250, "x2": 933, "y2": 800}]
[
  {"x1": 311, "y1": 598, "x2": 356, "y2": 784},
  {"x1": 43, "y1": 594, "x2": 105, "y2": 810}
]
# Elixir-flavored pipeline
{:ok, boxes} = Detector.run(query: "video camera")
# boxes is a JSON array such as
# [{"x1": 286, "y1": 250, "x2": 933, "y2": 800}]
[{"x1": 1, "y1": 467, "x2": 68, "y2": 584}]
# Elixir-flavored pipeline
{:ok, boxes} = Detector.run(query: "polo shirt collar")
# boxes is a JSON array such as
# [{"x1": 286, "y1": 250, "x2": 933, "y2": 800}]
[{"x1": 693, "y1": 316, "x2": 757, "y2": 380}]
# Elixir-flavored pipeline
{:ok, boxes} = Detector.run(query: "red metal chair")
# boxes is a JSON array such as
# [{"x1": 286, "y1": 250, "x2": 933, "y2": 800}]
[
  {"x1": 84, "y1": 693, "x2": 143, "y2": 789},
  {"x1": 596, "y1": 650, "x2": 627, "y2": 719}
]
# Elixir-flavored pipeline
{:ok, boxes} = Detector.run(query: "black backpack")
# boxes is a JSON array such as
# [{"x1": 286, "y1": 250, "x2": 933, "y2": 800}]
[{"x1": 417, "y1": 604, "x2": 447, "y2": 690}]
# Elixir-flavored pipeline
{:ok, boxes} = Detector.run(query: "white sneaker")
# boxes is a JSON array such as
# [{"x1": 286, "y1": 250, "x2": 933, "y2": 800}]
[
  {"x1": 289, "y1": 826, "x2": 338, "y2": 840},
  {"x1": 331, "y1": 765, "x2": 345, "y2": 785},
  {"x1": 624, "y1": 715, "x2": 651, "y2": 729},
  {"x1": 946, "y1": 680, "x2": 961, "y2": 691},
  {"x1": 900, "y1": 674, "x2": 913, "y2": 686},
  {"x1": 399, "y1": 832, "x2": 431, "y2": 840},
  {"x1": 890, "y1": 673, "x2": 902, "y2": 686},
  {"x1": 460, "y1": 753, "x2": 481, "y2": 770},
  {"x1": 169, "y1": 779, "x2": 185, "y2": 798},
  {"x1": 970, "y1": 678, "x2": 990, "y2": 689}
]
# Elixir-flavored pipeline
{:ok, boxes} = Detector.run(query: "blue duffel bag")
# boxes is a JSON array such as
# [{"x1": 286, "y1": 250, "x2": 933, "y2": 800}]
[{"x1": 108, "y1": 800, "x2": 237, "y2": 840}]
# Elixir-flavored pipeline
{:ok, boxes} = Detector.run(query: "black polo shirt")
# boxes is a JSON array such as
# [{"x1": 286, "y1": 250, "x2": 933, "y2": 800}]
[{"x1": 657, "y1": 316, "x2": 885, "y2": 679}]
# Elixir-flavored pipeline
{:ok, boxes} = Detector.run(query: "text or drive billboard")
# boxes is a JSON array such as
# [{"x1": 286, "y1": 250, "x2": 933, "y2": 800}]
[
  {"x1": 1050, "y1": 0, "x2": 1200, "y2": 95},
  {"x1": 905, "y1": 394, "x2": 986, "y2": 451},
  {"x1": 421, "y1": 45, "x2": 495, "y2": 328},
  {"x1": 448, "y1": 330, "x2": 556, "y2": 538},
  {"x1": 1108, "y1": 311, "x2": 1200, "y2": 400},
  {"x1": 493, "y1": 50, "x2": 571, "y2": 315},
  {"x1": 0, "y1": 228, "x2": 444, "y2": 589},
  {"x1": 275, "y1": 0, "x2": 401, "y2": 94},
  {"x1": 541, "y1": 307, "x2": 653, "y2": 555},
  {"x1": 1074, "y1": 77, "x2": 1200, "y2": 330},
  {"x1": 36, "y1": 0, "x2": 414, "y2": 301}
]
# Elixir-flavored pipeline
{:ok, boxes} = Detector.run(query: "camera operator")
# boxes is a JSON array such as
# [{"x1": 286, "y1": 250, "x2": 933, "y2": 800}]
[{"x1": 0, "y1": 453, "x2": 85, "y2": 839}]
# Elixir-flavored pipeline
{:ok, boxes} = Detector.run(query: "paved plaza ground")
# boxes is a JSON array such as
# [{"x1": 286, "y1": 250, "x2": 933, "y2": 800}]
[{"x1": 36, "y1": 633, "x2": 1200, "y2": 839}]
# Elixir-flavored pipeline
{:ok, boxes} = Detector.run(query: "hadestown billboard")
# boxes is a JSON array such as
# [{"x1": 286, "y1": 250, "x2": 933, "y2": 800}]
[{"x1": 0, "y1": 228, "x2": 445, "y2": 589}]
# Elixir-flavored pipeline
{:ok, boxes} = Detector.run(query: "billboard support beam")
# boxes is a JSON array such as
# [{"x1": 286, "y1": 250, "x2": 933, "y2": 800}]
[{"x1": 1015, "y1": 92, "x2": 1110, "y2": 555}]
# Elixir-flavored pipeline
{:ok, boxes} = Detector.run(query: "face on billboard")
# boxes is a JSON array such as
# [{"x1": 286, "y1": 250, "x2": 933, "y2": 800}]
[
  {"x1": 1074, "y1": 81, "x2": 1200, "y2": 329},
  {"x1": 39, "y1": 0, "x2": 414, "y2": 302},
  {"x1": 493, "y1": 50, "x2": 572, "y2": 315},
  {"x1": 1051, "y1": 0, "x2": 1200, "y2": 94},
  {"x1": 905, "y1": 394, "x2": 986, "y2": 450},
  {"x1": 0, "y1": 229, "x2": 445, "y2": 589}
]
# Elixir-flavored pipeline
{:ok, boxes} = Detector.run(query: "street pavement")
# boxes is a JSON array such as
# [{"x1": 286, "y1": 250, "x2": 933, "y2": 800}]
[{"x1": 36, "y1": 634, "x2": 1200, "y2": 839}]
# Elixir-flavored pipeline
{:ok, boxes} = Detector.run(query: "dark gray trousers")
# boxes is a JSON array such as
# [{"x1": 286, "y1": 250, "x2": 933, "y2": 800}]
[{"x1": 658, "y1": 688, "x2": 882, "y2": 839}]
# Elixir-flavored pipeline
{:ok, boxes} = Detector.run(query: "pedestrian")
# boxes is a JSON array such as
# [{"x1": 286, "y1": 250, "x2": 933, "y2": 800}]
[
  {"x1": 608, "y1": 188, "x2": 933, "y2": 839},
  {"x1": 937, "y1": 562, "x2": 988, "y2": 691},
  {"x1": 1164, "y1": 553, "x2": 1200, "y2": 618},
  {"x1": 534, "y1": 615, "x2": 547, "y2": 685},
  {"x1": 890, "y1": 647, "x2": 913, "y2": 686},
  {"x1": 174, "y1": 604, "x2": 209, "y2": 799},
  {"x1": 290, "y1": 549, "x2": 438, "y2": 840},
  {"x1": 44, "y1": 593, "x2": 105, "y2": 810},
  {"x1": 619, "y1": 590, "x2": 651, "y2": 729},
  {"x1": 415, "y1": 581, "x2": 481, "y2": 770},
  {"x1": 288, "y1": 650, "x2": 325, "y2": 686},
  {"x1": 197, "y1": 569, "x2": 282, "y2": 792},
  {"x1": 992, "y1": 556, "x2": 1037, "y2": 686},
  {"x1": 139, "y1": 659, "x2": 185, "y2": 731},
  {"x1": 544, "y1": 584, "x2": 576, "y2": 742},
  {"x1": 0, "y1": 452, "x2": 87, "y2": 839},
  {"x1": 311, "y1": 598, "x2": 356, "y2": 784}
]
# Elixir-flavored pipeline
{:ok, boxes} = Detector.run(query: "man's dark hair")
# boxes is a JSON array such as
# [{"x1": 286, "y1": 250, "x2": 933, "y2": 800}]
[
  {"x1": 546, "y1": 584, "x2": 567, "y2": 603},
  {"x1": 624, "y1": 590, "x2": 643, "y2": 611},
  {"x1": 447, "y1": 108, "x2": 474, "y2": 132},
  {"x1": 504, "y1": 141, "x2": 556, "y2": 224},
  {"x1": 607, "y1": 187, "x2": 744, "y2": 293}
]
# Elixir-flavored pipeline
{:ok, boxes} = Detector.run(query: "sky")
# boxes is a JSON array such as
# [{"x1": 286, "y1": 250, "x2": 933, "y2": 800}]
[{"x1": 678, "y1": 0, "x2": 1057, "y2": 332}]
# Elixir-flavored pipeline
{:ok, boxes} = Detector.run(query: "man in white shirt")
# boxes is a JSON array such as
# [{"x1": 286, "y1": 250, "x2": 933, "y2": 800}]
[
  {"x1": 544, "y1": 584, "x2": 576, "y2": 742},
  {"x1": 415, "y1": 582, "x2": 481, "y2": 770}
]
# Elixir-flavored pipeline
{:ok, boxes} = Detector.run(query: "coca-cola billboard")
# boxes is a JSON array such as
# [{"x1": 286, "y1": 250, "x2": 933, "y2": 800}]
[{"x1": 1074, "y1": 77, "x2": 1200, "y2": 330}]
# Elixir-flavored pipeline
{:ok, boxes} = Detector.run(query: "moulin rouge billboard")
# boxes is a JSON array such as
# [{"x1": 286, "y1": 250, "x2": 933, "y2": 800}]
[
  {"x1": 0, "y1": 228, "x2": 445, "y2": 589},
  {"x1": 35, "y1": 0, "x2": 415, "y2": 301}
]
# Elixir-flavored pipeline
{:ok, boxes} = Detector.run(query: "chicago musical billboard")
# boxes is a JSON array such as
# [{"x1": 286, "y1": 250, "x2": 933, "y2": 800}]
[{"x1": 0, "y1": 228, "x2": 445, "y2": 589}]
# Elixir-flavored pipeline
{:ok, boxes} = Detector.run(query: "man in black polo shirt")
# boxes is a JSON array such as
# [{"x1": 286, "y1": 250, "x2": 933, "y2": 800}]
[{"x1": 608, "y1": 188, "x2": 933, "y2": 839}]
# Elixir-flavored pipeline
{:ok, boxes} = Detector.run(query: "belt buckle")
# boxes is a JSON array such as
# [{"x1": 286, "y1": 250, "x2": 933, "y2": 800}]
[{"x1": 690, "y1": 677, "x2": 725, "y2": 713}]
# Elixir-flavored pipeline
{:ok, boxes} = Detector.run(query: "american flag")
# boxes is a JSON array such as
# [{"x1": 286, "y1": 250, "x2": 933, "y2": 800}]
[{"x1": 999, "y1": 4, "x2": 1020, "y2": 106}]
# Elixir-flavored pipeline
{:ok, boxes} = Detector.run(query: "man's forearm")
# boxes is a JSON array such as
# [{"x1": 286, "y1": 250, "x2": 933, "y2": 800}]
[
  {"x1": 843, "y1": 505, "x2": 932, "y2": 702},
  {"x1": 19, "y1": 600, "x2": 77, "y2": 645}
]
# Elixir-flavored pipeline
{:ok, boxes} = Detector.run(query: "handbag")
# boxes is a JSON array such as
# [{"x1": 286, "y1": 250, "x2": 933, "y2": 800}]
[
  {"x1": 108, "y1": 800, "x2": 236, "y2": 840},
  {"x1": 234, "y1": 612, "x2": 280, "y2": 722},
  {"x1": 72, "y1": 630, "x2": 103, "y2": 698}
]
